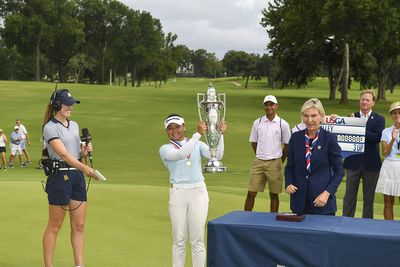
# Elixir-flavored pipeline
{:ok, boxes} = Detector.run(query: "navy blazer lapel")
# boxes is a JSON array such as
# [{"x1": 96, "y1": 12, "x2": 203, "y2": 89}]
[
  {"x1": 310, "y1": 129, "x2": 324, "y2": 163},
  {"x1": 369, "y1": 111, "x2": 376, "y2": 121}
]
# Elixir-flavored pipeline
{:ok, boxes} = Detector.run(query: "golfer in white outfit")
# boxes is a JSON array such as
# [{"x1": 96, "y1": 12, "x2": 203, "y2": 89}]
[{"x1": 159, "y1": 114, "x2": 226, "y2": 267}]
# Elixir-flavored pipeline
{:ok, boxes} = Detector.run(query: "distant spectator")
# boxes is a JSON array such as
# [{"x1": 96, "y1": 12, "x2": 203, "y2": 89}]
[
  {"x1": 0, "y1": 129, "x2": 8, "y2": 170},
  {"x1": 8, "y1": 126, "x2": 25, "y2": 168},
  {"x1": 16, "y1": 119, "x2": 32, "y2": 164}
]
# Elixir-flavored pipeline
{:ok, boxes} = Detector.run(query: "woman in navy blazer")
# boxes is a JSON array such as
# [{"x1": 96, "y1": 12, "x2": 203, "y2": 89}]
[{"x1": 285, "y1": 99, "x2": 344, "y2": 215}]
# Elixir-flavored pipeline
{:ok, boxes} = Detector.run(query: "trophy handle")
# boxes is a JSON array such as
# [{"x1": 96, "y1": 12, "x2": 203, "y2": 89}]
[
  {"x1": 197, "y1": 93, "x2": 210, "y2": 145},
  {"x1": 218, "y1": 93, "x2": 226, "y2": 122},
  {"x1": 197, "y1": 93, "x2": 205, "y2": 121}
]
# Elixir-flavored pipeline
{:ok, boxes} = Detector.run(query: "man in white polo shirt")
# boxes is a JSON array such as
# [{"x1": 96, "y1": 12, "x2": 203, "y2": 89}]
[
  {"x1": 16, "y1": 119, "x2": 32, "y2": 164},
  {"x1": 244, "y1": 95, "x2": 291, "y2": 212}
]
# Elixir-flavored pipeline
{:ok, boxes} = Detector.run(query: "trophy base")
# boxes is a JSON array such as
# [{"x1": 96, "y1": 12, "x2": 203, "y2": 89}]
[{"x1": 203, "y1": 159, "x2": 227, "y2": 173}]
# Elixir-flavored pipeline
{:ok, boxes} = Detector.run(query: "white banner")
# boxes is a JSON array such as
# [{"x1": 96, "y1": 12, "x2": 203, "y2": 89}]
[{"x1": 321, "y1": 116, "x2": 366, "y2": 157}]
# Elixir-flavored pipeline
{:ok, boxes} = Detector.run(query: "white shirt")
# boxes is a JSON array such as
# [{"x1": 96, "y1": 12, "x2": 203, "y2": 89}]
[
  {"x1": 381, "y1": 126, "x2": 400, "y2": 161},
  {"x1": 249, "y1": 115, "x2": 291, "y2": 160},
  {"x1": 18, "y1": 124, "x2": 28, "y2": 139},
  {"x1": 359, "y1": 110, "x2": 372, "y2": 120},
  {"x1": 292, "y1": 123, "x2": 306, "y2": 133},
  {"x1": 0, "y1": 134, "x2": 6, "y2": 147}
]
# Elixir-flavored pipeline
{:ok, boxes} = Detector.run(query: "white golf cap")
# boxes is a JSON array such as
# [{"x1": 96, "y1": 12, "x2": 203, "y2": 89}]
[
  {"x1": 263, "y1": 95, "x2": 278, "y2": 104},
  {"x1": 389, "y1": 101, "x2": 400, "y2": 114},
  {"x1": 164, "y1": 116, "x2": 185, "y2": 129}
]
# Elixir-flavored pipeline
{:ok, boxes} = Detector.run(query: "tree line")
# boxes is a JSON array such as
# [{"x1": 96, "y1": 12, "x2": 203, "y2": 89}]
[
  {"x1": 261, "y1": 0, "x2": 400, "y2": 101},
  {"x1": 0, "y1": 0, "x2": 278, "y2": 87}
]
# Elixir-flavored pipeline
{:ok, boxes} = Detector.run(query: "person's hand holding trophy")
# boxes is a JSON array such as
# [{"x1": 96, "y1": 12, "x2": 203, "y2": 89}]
[{"x1": 197, "y1": 83, "x2": 227, "y2": 173}]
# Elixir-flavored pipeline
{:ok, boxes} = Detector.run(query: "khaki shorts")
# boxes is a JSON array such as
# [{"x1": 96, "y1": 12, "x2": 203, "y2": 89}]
[{"x1": 248, "y1": 158, "x2": 283, "y2": 193}]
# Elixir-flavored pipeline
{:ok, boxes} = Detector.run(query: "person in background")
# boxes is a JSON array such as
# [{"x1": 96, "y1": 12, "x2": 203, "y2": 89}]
[
  {"x1": 285, "y1": 98, "x2": 344, "y2": 215},
  {"x1": 244, "y1": 95, "x2": 291, "y2": 212},
  {"x1": 16, "y1": 119, "x2": 32, "y2": 164},
  {"x1": 375, "y1": 101, "x2": 400, "y2": 220},
  {"x1": 0, "y1": 129, "x2": 8, "y2": 170},
  {"x1": 342, "y1": 89, "x2": 385, "y2": 219},
  {"x1": 159, "y1": 114, "x2": 226, "y2": 267},
  {"x1": 8, "y1": 126, "x2": 25, "y2": 168}
]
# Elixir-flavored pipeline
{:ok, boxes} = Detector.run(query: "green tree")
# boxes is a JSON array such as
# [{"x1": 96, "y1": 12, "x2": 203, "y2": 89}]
[
  {"x1": 78, "y1": 0, "x2": 127, "y2": 84},
  {"x1": 203, "y1": 52, "x2": 224, "y2": 78},
  {"x1": 2, "y1": 0, "x2": 52, "y2": 80},
  {"x1": 43, "y1": 0, "x2": 84, "y2": 82},
  {"x1": 355, "y1": 0, "x2": 400, "y2": 100},
  {"x1": 173, "y1": 44, "x2": 192, "y2": 75},
  {"x1": 191, "y1": 49, "x2": 209, "y2": 76},
  {"x1": 222, "y1": 50, "x2": 250, "y2": 79}
]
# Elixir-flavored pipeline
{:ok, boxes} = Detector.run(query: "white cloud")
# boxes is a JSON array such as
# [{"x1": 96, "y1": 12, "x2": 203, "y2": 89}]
[{"x1": 120, "y1": 0, "x2": 270, "y2": 58}]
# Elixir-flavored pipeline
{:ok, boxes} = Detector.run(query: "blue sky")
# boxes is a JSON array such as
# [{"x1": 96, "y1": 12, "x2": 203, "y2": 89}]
[{"x1": 120, "y1": 0, "x2": 270, "y2": 59}]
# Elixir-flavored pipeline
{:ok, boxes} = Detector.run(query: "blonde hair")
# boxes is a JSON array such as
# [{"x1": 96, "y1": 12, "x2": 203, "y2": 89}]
[
  {"x1": 301, "y1": 98, "x2": 325, "y2": 117},
  {"x1": 360, "y1": 89, "x2": 376, "y2": 101}
]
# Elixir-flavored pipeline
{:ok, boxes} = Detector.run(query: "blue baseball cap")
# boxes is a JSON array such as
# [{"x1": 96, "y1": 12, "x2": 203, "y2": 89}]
[{"x1": 58, "y1": 89, "x2": 80, "y2": 106}]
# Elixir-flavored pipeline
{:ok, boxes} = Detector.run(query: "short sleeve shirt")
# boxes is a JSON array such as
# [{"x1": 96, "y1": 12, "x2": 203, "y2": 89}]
[
  {"x1": 249, "y1": 115, "x2": 291, "y2": 160},
  {"x1": 381, "y1": 126, "x2": 400, "y2": 161},
  {"x1": 19, "y1": 124, "x2": 28, "y2": 139},
  {"x1": 43, "y1": 118, "x2": 81, "y2": 160},
  {"x1": 10, "y1": 131, "x2": 22, "y2": 145}
]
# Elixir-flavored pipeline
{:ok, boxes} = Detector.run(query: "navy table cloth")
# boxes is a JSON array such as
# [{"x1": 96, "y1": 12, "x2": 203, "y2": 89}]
[{"x1": 207, "y1": 211, "x2": 400, "y2": 267}]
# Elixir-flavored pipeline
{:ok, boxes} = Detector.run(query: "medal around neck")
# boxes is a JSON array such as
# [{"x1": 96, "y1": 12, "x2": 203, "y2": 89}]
[{"x1": 197, "y1": 82, "x2": 227, "y2": 173}]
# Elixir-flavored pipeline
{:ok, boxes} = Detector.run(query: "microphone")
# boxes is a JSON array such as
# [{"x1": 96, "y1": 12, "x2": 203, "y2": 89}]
[{"x1": 81, "y1": 128, "x2": 92, "y2": 162}]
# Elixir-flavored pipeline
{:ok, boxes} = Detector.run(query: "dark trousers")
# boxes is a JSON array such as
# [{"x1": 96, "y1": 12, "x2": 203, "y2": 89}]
[{"x1": 342, "y1": 167, "x2": 379, "y2": 219}]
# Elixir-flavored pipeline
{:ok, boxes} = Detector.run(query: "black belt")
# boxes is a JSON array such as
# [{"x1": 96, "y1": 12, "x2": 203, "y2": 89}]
[
  {"x1": 260, "y1": 158, "x2": 277, "y2": 161},
  {"x1": 57, "y1": 161, "x2": 72, "y2": 168}
]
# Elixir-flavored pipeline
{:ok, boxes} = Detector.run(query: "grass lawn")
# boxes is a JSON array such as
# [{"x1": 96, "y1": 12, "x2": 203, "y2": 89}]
[{"x1": 0, "y1": 77, "x2": 399, "y2": 266}]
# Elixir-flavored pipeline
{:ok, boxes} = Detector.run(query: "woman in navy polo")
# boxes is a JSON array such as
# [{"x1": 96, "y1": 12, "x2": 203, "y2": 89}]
[
  {"x1": 285, "y1": 98, "x2": 344, "y2": 215},
  {"x1": 42, "y1": 89, "x2": 95, "y2": 267}
]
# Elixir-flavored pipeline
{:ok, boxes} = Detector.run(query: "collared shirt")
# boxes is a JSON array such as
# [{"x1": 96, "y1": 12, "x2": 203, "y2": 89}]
[
  {"x1": 18, "y1": 124, "x2": 28, "y2": 139},
  {"x1": 249, "y1": 115, "x2": 291, "y2": 160},
  {"x1": 10, "y1": 131, "x2": 22, "y2": 145},
  {"x1": 359, "y1": 110, "x2": 372, "y2": 120},
  {"x1": 43, "y1": 118, "x2": 81, "y2": 160},
  {"x1": 381, "y1": 126, "x2": 400, "y2": 161}
]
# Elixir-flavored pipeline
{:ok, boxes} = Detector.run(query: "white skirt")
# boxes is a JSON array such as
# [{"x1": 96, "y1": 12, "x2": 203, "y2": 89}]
[{"x1": 375, "y1": 159, "x2": 400, "y2": 196}]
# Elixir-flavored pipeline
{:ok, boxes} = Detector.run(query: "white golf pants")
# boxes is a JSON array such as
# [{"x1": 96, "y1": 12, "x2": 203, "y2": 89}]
[{"x1": 169, "y1": 184, "x2": 209, "y2": 267}]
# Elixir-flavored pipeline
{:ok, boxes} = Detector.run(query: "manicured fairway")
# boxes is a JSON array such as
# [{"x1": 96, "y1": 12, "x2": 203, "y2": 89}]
[{"x1": 0, "y1": 78, "x2": 398, "y2": 266}]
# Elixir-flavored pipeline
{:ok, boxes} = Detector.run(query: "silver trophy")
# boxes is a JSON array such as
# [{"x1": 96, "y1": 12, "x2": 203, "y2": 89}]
[{"x1": 197, "y1": 83, "x2": 227, "y2": 173}]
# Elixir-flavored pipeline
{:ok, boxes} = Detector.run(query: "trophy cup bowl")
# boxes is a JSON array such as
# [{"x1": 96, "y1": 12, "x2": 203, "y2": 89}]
[{"x1": 197, "y1": 83, "x2": 227, "y2": 173}]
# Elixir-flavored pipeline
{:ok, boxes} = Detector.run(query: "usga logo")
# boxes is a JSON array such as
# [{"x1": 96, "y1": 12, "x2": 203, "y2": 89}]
[{"x1": 324, "y1": 117, "x2": 345, "y2": 124}]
